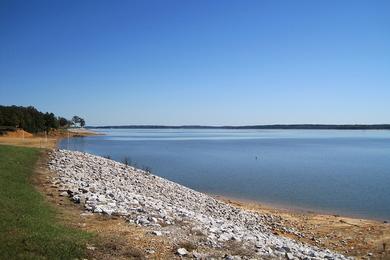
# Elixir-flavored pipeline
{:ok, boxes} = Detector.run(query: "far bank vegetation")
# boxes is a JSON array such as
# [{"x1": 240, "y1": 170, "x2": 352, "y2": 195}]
[{"x1": 0, "y1": 105, "x2": 85, "y2": 135}]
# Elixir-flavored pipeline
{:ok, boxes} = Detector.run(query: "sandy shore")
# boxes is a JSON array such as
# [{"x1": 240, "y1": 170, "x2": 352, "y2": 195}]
[
  {"x1": 0, "y1": 128, "x2": 101, "y2": 149},
  {"x1": 66, "y1": 127, "x2": 102, "y2": 136},
  {"x1": 215, "y1": 195, "x2": 390, "y2": 259}
]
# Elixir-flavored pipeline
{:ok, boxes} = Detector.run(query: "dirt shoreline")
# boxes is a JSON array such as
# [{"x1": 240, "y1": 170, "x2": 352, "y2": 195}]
[
  {"x1": 211, "y1": 194, "x2": 388, "y2": 222},
  {"x1": 0, "y1": 128, "x2": 101, "y2": 149},
  {"x1": 214, "y1": 195, "x2": 390, "y2": 259}
]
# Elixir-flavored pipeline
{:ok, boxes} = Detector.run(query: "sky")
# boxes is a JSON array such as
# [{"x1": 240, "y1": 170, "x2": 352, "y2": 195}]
[{"x1": 0, "y1": 0, "x2": 389, "y2": 126}]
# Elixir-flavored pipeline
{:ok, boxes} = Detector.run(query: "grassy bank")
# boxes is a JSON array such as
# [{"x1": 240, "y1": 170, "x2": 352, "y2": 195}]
[{"x1": 0, "y1": 145, "x2": 91, "y2": 259}]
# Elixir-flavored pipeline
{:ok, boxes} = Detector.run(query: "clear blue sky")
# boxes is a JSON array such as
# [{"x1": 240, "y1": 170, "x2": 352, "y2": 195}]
[{"x1": 1, "y1": 0, "x2": 389, "y2": 126}]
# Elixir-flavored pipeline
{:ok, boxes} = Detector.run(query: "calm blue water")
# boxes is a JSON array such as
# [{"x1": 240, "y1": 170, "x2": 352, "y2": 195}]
[{"x1": 59, "y1": 129, "x2": 390, "y2": 220}]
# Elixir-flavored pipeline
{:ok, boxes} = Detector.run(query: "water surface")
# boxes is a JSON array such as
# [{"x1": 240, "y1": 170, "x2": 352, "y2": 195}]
[{"x1": 59, "y1": 129, "x2": 390, "y2": 220}]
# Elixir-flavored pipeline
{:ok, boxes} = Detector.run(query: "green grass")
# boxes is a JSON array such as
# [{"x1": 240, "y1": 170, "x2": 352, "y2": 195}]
[{"x1": 0, "y1": 145, "x2": 92, "y2": 259}]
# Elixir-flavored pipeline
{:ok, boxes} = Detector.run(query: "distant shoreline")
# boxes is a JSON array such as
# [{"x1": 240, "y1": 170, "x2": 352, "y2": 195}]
[
  {"x1": 0, "y1": 128, "x2": 101, "y2": 149},
  {"x1": 87, "y1": 124, "x2": 390, "y2": 130}
]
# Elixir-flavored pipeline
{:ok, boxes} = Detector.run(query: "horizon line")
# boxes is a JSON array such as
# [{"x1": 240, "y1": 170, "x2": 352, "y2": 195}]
[{"x1": 85, "y1": 124, "x2": 390, "y2": 130}]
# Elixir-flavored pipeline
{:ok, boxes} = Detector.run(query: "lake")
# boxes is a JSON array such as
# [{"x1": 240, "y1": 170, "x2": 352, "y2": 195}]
[{"x1": 59, "y1": 129, "x2": 390, "y2": 220}]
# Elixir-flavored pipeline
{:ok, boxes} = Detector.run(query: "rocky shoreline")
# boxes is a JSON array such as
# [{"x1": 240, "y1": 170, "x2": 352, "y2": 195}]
[{"x1": 48, "y1": 149, "x2": 351, "y2": 259}]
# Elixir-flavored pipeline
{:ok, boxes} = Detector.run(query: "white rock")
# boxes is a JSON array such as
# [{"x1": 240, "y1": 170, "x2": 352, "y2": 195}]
[
  {"x1": 177, "y1": 248, "x2": 188, "y2": 256},
  {"x1": 286, "y1": 252, "x2": 294, "y2": 260}
]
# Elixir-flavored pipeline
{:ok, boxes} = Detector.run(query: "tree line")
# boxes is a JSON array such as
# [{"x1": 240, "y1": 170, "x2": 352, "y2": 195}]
[{"x1": 0, "y1": 105, "x2": 85, "y2": 133}]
